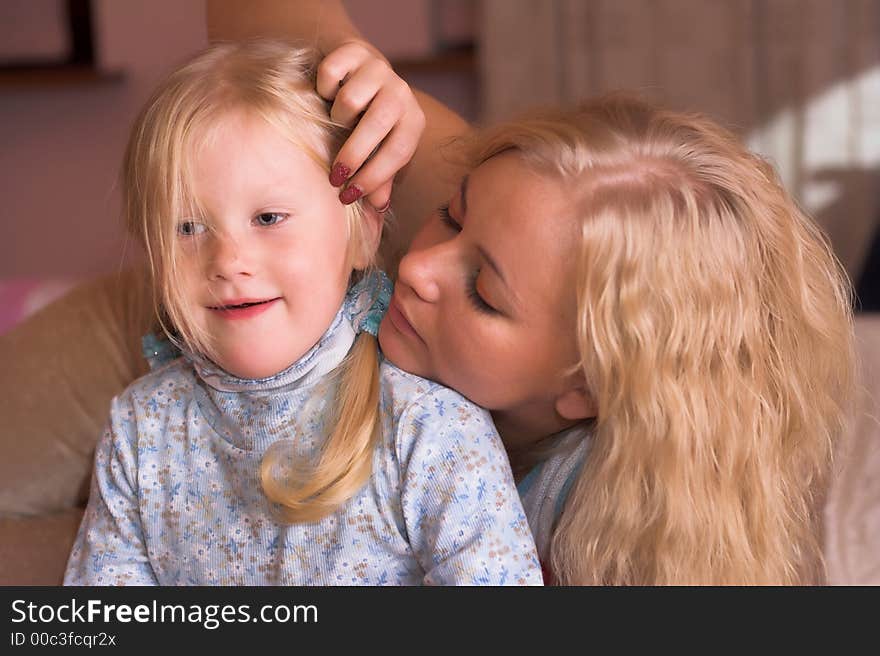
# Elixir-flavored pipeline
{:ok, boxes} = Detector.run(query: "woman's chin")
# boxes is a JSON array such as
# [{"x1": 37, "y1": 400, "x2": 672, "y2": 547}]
[{"x1": 378, "y1": 320, "x2": 426, "y2": 377}]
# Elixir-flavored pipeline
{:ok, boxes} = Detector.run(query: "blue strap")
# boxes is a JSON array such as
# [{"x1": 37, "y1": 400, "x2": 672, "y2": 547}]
[
  {"x1": 141, "y1": 332, "x2": 180, "y2": 371},
  {"x1": 347, "y1": 269, "x2": 393, "y2": 337}
]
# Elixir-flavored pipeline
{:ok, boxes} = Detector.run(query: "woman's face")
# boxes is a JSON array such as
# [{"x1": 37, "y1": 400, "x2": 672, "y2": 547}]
[{"x1": 378, "y1": 152, "x2": 590, "y2": 447}]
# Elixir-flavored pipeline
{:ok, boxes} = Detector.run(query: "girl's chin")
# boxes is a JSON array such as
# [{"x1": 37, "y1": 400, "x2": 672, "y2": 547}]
[
  {"x1": 221, "y1": 362, "x2": 285, "y2": 380},
  {"x1": 214, "y1": 351, "x2": 299, "y2": 380}
]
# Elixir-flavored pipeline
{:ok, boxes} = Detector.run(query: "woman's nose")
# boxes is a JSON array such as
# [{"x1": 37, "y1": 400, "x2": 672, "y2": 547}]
[
  {"x1": 396, "y1": 243, "x2": 450, "y2": 303},
  {"x1": 205, "y1": 234, "x2": 253, "y2": 281}
]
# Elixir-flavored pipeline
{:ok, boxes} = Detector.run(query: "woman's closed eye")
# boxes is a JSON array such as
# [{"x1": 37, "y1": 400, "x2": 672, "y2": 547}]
[
  {"x1": 437, "y1": 204, "x2": 499, "y2": 314},
  {"x1": 467, "y1": 271, "x2": 499, "y2": 315},
  {"x1": 438, "y1": 203, "x2": 459, "y2": 231},
  {"x1": 254, "y1": 212, "x2": 288, "y2": 227}
]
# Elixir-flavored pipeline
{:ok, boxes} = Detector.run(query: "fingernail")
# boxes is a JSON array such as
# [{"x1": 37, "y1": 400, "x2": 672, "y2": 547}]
[
  {"x1": 329, "y1": 163, "x2": 351, "y2": 187},
  {"x1": 374, "y1": 199, "x2": 392, "y2": 213},
  {"x1": 339, "y1": 184, "x2": 363, "y2": 205}
]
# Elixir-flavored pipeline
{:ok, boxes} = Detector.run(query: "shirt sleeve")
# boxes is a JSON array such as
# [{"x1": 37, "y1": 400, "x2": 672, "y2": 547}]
[
  {"x1": 396, "y1": 389, "x2": 542, "y2": 586},
  {"x1": 63, "y1": 393, "x2": 158, "y2": 586}
]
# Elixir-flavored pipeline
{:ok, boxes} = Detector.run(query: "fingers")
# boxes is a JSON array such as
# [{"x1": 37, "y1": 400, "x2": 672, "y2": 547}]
[
  {"x1": 366, "y1": 180, "x2": 393, "y2": 213},
  {"x1": 337, "y1": 88, "x2": 425, "y2": 206},
  {"x1": 327, "y1": 59, "x2": 390, "y2": 128},
  {"x1": 350, "y1": 124, "x2": 423, "y2": 203},
  {"x1": 316, "y1": 40, "x2": 382, "y2": 102},
  {"x1": 317, "y1": 41, "x2": 425, "y2": 208},
  {"x1": 342, "y1": 80, "x2": 420, "y2": 159}
]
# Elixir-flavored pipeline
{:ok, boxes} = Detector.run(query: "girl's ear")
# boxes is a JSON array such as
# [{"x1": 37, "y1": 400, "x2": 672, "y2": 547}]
[
  {"x1": 351, "y1": 204, "x2": 384, "y2": 270},
  {"x1": 554, "y1": 386, "x2": 596, "y2": 422}
]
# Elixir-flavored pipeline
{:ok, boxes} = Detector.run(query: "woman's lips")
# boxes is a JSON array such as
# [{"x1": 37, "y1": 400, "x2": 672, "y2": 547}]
[
  {"x1": 208, "y1": 297, "x2": 280, "y2": 320},
  {"x1": 387, "y1": 297, "x2": 423, "y2": 342}
]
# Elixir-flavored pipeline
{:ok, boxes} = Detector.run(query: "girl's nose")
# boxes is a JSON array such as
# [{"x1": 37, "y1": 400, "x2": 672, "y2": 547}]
[{"x1": 205, "y1": 233, "x2": 253, "y2": 281}]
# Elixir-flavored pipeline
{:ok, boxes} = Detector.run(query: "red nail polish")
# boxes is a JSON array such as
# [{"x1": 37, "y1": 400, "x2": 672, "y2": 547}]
[
  {"x1": 330, "y1": 163, "x2": 351, "y2": 187},
  {"x1": 339, "y1": 184, "x2": 363, "y2": 205}
]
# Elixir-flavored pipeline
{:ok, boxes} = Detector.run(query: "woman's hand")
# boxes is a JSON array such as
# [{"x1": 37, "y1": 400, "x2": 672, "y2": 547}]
[{"x1": 317, "y1": 40, "x2": 426, "y2": 211}]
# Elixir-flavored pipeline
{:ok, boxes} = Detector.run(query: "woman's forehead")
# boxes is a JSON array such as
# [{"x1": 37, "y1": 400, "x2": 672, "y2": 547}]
[
  {"x1": 469, "y1": 152, "x2": 573, "y2": 219},
  {"x1": 470, "y1": 155, "x2": 576, "y2": 245},
  {"x1": 468, "y1": 153, "x2": 579, "y2": 310}
]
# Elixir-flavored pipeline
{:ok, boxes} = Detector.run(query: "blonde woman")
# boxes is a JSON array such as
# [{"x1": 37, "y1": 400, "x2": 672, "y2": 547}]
[
  {"x1": 208, "y1": 3, "x2": 856, "y2": 584},
  {"x1": 389, "y1": 97, "x2": 855, "y2": 584},
  {"x1": 62, "y1": 40, "x2": 541, "y2": 586}
]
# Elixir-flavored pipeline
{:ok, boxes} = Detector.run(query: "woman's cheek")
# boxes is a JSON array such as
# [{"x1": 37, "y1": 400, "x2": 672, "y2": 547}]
[{"x1": 449, "y1": 324, "x2": 492, "y2": 391}]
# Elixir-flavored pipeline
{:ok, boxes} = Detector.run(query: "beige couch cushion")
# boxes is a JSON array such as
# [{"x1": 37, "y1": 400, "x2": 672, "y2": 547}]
[
  {"x1": 0, "y1": 267, "x2": 153, "y2": 516},
  {"x1": 0, "y1": 509, "x2": 84, "y2": 585}
]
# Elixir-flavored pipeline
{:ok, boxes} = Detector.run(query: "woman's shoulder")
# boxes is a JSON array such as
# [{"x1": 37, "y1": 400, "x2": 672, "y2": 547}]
[{"x1": 517, "y1": 426, "x2": 591, "y2": 562}]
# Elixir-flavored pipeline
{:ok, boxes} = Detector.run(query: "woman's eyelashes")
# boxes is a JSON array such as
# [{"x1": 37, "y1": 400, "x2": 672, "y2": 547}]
[
  {"x1": 467, "y1": 270, "x2": 498, "y2": 315},
  {"x1": 438, "y1": 203, "x2": 459, "y2": 231},
  {"x1": 438, "y1": 203, "x2": 499, "y2": 315}
]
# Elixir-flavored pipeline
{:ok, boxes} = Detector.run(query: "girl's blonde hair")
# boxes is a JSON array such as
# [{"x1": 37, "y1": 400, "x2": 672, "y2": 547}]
[
  {"x1": 470, "y1": 95, "x2": 855, "y2": 584},
  {"x1": 122, "y1": 39, "x2": 381, "y2": 523}
]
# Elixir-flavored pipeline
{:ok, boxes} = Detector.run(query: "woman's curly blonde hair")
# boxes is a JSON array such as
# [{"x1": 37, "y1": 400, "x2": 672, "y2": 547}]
[{"x1": 471, "y1": 95, "x2": 856, "y2": 584}]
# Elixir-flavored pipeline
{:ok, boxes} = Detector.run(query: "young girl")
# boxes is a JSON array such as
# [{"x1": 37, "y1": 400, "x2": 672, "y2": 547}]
[{"x1": 62, "y1": 40, "x2": 541, "y2": 586}]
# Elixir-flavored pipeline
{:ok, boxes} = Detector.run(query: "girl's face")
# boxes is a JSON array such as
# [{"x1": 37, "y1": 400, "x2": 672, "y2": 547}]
[
  {"x1": 378, "y1": 152, "x2": 590, "y2": 448},
  {"x1": 176, "y1": 111, "x2": 353, "y2": 379}
]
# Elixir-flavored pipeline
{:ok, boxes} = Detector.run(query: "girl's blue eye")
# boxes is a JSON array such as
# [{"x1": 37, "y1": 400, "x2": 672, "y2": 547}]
[
  {"x1": 255, "y1": 212, "x2": 287, "y2": 227},
  {"x1": 177, "y1": 221, "x2": 207, "y2": 237},
  {"x1": 438, "y1": 203, "x2": 459, "y2": 231},
  {"x1": 467, "y1": 270, "x2": 498, "y2": 315}
]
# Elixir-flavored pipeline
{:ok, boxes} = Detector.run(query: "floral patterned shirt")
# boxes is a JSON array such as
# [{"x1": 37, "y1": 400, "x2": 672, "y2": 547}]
[{"x1": 64, "y1": 280, "x2": 541, "y2": 586}]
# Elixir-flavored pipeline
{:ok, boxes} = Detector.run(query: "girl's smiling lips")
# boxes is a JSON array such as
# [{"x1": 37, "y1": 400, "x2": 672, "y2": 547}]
[
  {"x1": 207, "y1": 297, "x2": 281, "y2": 320},
  {"x1": 386, "y1": 294, "x2": 423, "y2": 342}
]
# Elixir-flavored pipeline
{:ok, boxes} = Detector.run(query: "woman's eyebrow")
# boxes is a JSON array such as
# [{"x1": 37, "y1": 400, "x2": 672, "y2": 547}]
[
  {"x1": 478, "y1": 244, "x2": 508, "y2": 287},
  {"x1": 465, "y1": 172, "x2": 518, "y2": 308},
  {"x1": 479, "y1": 243, "x2": 521, "y2": 313},
  {"x1": 460, "y1": 174, "x2": 469, "y2": 216}
]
